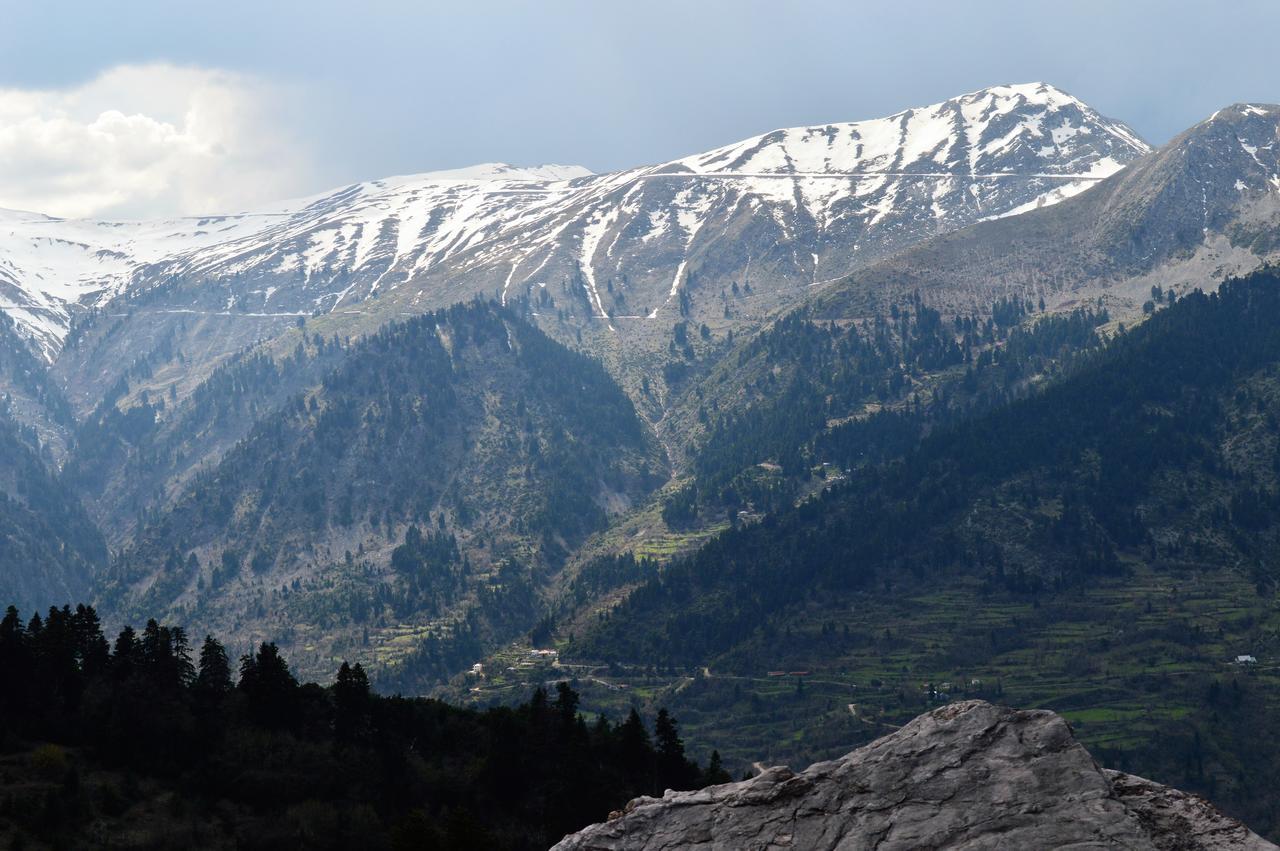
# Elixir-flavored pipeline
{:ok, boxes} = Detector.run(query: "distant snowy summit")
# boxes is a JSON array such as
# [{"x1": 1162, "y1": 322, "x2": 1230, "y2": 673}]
[
  {"x1": 0, "y1": 83, "x2": 1154, "y2": 358},
  {"x1": 0, "y1": 163, "x2": 594, "y2": 357},
  {"x1": 341, "y1": 162, "x2": 594, "y2": 189},
  {"x1": 671, "y1": 82, "x2": 1146, "y2": 178}
]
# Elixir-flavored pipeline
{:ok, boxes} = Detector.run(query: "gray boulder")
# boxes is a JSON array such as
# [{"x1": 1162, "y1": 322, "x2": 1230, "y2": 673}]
[{"x1": 552, "y1": 700, "x2": 1274, "y2": 850}]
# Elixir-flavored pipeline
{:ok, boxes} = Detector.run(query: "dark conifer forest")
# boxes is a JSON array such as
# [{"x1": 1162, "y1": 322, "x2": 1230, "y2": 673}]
[{"x1": 0, "y1": 603, "x2": 726, "y2": 849}]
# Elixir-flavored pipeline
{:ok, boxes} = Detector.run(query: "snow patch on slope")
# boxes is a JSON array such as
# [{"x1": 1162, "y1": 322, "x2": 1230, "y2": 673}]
[{"x1": 0, "y1": 83, "x2": 1156, "y2": 358}]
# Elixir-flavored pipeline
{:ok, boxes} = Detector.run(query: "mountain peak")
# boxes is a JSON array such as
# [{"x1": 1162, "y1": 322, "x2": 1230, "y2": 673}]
[
  {"x1": 1147, "y1": 99, "x2": 1280, "y2": 201},
  {"x1": 961, "y1": 80, "x2": 1082, "y2": 105},
  {"x1": 671, "y1": 82, "x2": 1148, "y2": 179},
  {"x1": 1204, "y1": 102, "x2": 1280, "y2": 126}
]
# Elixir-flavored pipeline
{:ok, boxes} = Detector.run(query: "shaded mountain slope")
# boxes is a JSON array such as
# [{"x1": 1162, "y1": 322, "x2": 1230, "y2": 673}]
[
  {"x1": 0, "y1": 414, "x2": 106, "y2": 610},
  {"x1": 656, "y1": 293, "x2": 1109, "y2": 526},
  {"x1": 101, "y1": 301, "x2": 664, "y2": 680},
  {"x1": 62, "y1": 327, "x2": 349, "y2": 547},
  {"x1": 0, "y1": 311, "x2": 73, "y2": 457}
]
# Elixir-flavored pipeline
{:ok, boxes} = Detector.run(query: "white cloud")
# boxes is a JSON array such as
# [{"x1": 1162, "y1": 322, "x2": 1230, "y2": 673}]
[{"x1": 0, "y1": 64, "x2": 316, "y2": 219}]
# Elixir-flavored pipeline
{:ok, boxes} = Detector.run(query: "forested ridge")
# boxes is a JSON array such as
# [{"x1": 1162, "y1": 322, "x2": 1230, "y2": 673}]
[
  {"x1": 65, "y1": 300, "x2": 663, "y2": 690},
  {"x1": 665, "y1": 292, "x2": 1109, "y2": 524},
  {"x1": 111, "y1": 300, "x2": 655, "y2": 587},
  {"x1": 560, "y1": 269, "x2": 1280, "y2": 836},
  {"x1": 587, "y1": 273, "x2": 1280, "y2": 663},
  {"x1": 62, "y1": 328, "x2": 349, "y2": 542},
  {"x1": 0, "y1": 602, "x2": 728, "y2": 850}
]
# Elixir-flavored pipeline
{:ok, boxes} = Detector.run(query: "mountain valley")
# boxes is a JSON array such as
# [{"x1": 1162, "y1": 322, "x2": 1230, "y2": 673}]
[{"x1": 6, "y1": 78, "x2": 1280, "y2": 845}]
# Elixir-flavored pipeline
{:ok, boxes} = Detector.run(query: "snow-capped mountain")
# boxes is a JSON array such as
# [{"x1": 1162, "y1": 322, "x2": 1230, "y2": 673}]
[
  {"x1": 3, "y1": 83, "x2": 1148, "y2": 363},
  {"x1": 0, "y1": 164, "x2": 593, "y2": 359},
  {"x1": 812, "y1": 101, "x2": 1280, "y2": 326}
]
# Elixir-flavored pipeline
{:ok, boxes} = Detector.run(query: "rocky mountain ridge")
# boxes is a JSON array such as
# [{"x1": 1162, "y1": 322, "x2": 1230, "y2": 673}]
[
  {"x1": 812, "y1": 101, "x2": 1280, "y2": 324},
  {"x1": 554, "y1": 701, "x2": 1276, "y2": 851},
  {"x1": 2, "y1": 83, "x2": 1147, "y2": 436}
]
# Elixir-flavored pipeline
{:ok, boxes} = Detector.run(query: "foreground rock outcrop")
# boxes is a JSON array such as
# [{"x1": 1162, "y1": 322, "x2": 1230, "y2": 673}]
[{"x1": 553, "y1": 701, "x2": 1274, "y2": 850}]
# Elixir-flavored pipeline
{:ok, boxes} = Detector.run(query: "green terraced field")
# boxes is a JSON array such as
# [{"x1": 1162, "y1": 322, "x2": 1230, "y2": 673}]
[{"x1": 458, "y1": 561, "x2": 1280, "y2": 835}]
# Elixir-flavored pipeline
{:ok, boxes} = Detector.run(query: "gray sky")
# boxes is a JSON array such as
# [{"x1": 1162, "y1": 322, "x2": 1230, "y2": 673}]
[{"x1": 1, "y1": 0, "x2": 1277, "y2": 218}]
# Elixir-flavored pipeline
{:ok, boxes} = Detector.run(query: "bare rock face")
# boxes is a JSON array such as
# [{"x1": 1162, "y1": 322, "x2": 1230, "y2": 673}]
[
  {"x1": 1106, "y1": 770, "x2": 1274, "y2": 851},
  {"x1": 552, "y1": 701, "x2": 1274, "y2": 851}
]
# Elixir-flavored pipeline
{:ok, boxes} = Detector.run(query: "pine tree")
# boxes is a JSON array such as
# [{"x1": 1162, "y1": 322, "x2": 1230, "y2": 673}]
[
  {"x1": 0, "y1": 606, "x2": 23, "y2": 646},
  {"x1": 194, "y1": 635, "x2": 232, "y2": 702},
  {"x1": 618, "y1": 707, "x2": 653, "y2": 789},
  {"x1": 553, "y1": 681, "x2": 580, "y2": 726},
  {"x1": 71, "y1": 605, "x2": 109, "y2": 676},
  {"x1": 333, "y1": 661, "x2": 371, "y2": 741},
  {"x1": 654, "y1": 708, "x2": 698, "y2": 791},
  {"x1": 529, "y1": 685, "x2": 549, "y2": 722},
  {"x1": 0, "y1": 606, "x2": 29, "y2": 715},
  {"x1": 704, "y1": 749, "x2": 732, "y2": 785},
  {"x1": 112, "y1": 625, "x2": 139, "y2": 676},
  {"x1": 238, "y1": 642, "x2": 299, "y2": 729}
]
